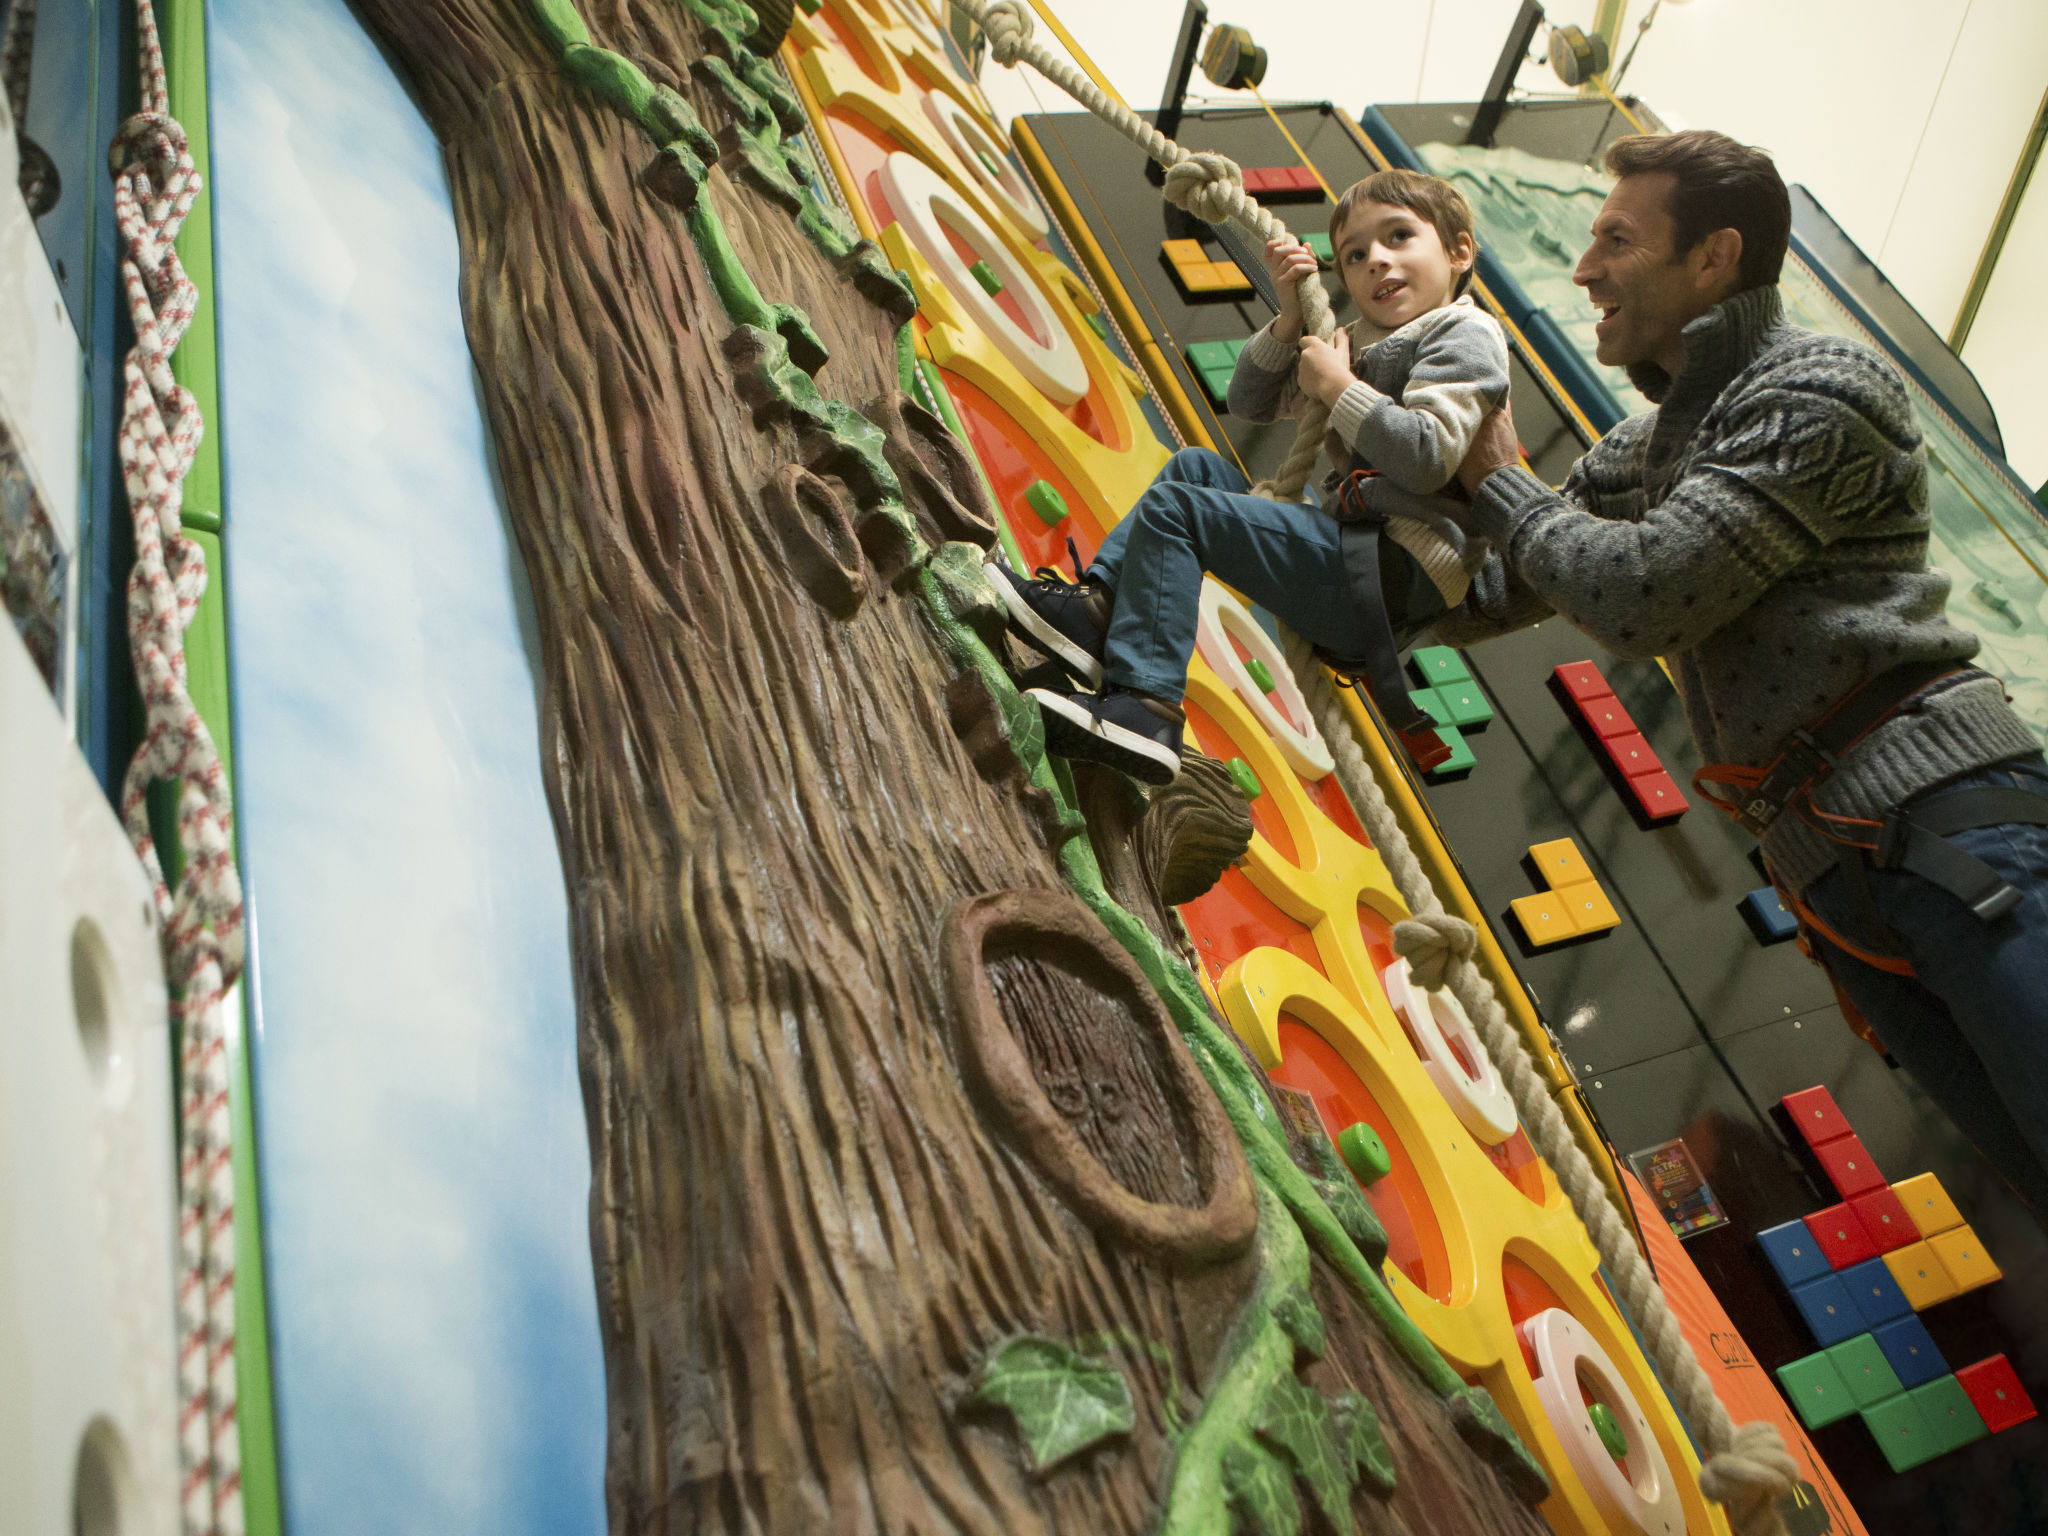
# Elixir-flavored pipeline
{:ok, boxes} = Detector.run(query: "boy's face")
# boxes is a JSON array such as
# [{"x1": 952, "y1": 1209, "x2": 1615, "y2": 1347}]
[{"x1": 1332, "y1": 200, "x2": 1474, "y2": 330}]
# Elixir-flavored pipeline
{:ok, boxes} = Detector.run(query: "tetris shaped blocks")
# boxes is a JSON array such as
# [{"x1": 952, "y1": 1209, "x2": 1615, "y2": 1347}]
[
  {"x1": 1551, "y1": 660, "x2": 1689, "y2": 820},
  {"x1": 1510, "y1": 836, "x2": 1620, "y2": 947},
  {"x1": 1160, "y1": 238, "x2": 1254, "y2": 298}
]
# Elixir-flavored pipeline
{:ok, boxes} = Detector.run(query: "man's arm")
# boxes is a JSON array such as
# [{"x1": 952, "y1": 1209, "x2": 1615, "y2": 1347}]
[{"x1": 1459, "y1": 356, "x2": 1923, "y2": 659}]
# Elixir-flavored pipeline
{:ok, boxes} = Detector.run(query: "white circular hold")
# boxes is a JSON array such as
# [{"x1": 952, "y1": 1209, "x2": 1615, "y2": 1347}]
[
  {"x1": 1380, "y1": 954, "x2": 1517, "y2": 1144},
  {"x1": 878, "y1": 151, "x2": 1089, "y2": 404},
  {"x1": 1193, "y1": 581, "x2": 1334, "y2": 780},
  {"x1": 1519, "y1": 1309, "x2": 1685, "y2": 1536},
  {"x1": 922, "y1": 89, "x2": 1050, "y2": 239}
]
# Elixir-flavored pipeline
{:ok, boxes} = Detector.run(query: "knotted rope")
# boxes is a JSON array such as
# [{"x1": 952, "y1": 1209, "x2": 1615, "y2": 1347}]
[
  {"x1": 958, "y1": 4, "x2": 1796, "y2": 1529},
  {"x1": 109, "y1": 2, "x2": 245, "y2": 1532}
]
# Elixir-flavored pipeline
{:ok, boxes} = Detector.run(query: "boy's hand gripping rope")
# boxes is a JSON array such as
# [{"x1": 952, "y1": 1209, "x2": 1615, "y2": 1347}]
[
  {"x1": 109, "y1": 1, "x2": 246, "y2": 1532},
  {"x1": 957, "y1": 4, "x2": 1797, "y2": 1530}
]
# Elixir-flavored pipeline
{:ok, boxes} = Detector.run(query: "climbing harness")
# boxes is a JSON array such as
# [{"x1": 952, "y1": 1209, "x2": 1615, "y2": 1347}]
[
  {"x1": 108, "y1": 2, "x2": 245, "y2": 1532},
  {"x1": 951, "y1": 3, "x2": 1801, "y2": 1529}
]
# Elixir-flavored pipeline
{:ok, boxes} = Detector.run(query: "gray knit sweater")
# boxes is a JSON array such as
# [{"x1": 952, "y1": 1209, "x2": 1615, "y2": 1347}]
[{"x1": 1456, "y1": 285, "x2": 2039, "y2": 897}]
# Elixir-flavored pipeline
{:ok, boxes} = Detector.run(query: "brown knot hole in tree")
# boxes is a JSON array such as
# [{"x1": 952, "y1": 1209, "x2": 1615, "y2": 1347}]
[{"x1": 942, "y1": 887, "x2": 1257, "y2": 1269}]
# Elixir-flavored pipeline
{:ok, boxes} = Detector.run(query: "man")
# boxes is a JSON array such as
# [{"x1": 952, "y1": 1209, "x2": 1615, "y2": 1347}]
[{"x1": 1448, "y1": 130, "x2": 2048, "y2": 1219}]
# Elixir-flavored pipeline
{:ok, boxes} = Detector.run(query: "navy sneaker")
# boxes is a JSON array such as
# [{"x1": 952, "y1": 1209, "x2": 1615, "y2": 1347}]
[
  {"x1": 985, "y1": 554, "x2": 1111, "y2": 687},
  {"x1": 1028, "y1": 685, "x2": 1184, "y2": 785}
]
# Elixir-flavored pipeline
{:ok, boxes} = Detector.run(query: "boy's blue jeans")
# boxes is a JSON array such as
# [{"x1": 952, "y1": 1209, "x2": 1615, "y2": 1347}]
[
  {"x1": 1802, "y1": 754, "x2": 2048, "y2": 1223},
  {"x1": 1086, "y1": 447, "x2": 1442, "y2": 704}
]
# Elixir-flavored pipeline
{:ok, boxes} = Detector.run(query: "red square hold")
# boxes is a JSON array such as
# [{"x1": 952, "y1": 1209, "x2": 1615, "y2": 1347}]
[
  {"x1": 1554, "y1": 661, "x2": 1613, "y2": 704},
  {"x1": 1813, "y1": 1133, "x2": 1886, "y2": 1198},
  {"x1": 1604, "y1": 731, "x2": 1663, "y2": 778},
  {"x1": 1629, "y1": 771, "x2": 1690, "y2": 820},
  {"x1": 1782, "y1": 1086, "x2": 1851, "y2": 1146},
  {"x1": 1850, "y1": 1187, "x2": 1918, "y2": 1254},
  {"x1": 1804, "y1": 1203, "x2": 1878, "y2": 1269},
  {"x1": 1957, "y1": 1355, "x2": 2038, "y2": 1433},
  {"x1": 1582, "y1": 696, "x2": 1639, "y2": 739},
  {"x1": 1290, "y1": 166, "x2": 1321, "y2": 191}
]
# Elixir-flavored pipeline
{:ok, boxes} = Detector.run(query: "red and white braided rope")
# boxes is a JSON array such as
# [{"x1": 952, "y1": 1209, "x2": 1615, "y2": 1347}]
[{"x1": 109, "y1": 4, "x2": 245, "y2": 1533}]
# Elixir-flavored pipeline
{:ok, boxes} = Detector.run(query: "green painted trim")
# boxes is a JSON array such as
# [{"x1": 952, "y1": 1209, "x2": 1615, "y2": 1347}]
[{"x1": 157, "y1": 8, "x2": 284, "y2": 1535}]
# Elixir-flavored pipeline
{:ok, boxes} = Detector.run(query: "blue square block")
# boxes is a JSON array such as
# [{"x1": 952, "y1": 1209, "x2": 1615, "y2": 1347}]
[
  {"x1": 1874, "y1": 1314, "x2": 1948, "y2": 1388},
  {"x1": 1758, "y1": 1220, "x2": 1833, "y2": 1290},
  {"x1": 1789, "y1": 1273, "x2": 1863, "y2": 1346},
  {"x1": 1743, "y1": 886, "x2": 1799, "y2": 942},
  {"x1": 1840, "y1": 1257, "x2": 1913, "y2": 1328}
]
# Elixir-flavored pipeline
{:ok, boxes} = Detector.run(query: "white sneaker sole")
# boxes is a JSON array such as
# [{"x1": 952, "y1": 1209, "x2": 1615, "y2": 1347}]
[
  {"x1": 985, "y1": 558, "x2": 1104, "y2": 687},
  {"x1": 1028, "y1": 688, "x2": 1181, "y2": 785}
]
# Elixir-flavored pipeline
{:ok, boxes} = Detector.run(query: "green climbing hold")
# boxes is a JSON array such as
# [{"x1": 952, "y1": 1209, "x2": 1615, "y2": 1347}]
[
  {"x1": 795, "y1": 0, "x2": 822, "y2": 12},
  {"x1": 1246, "y1": 657, "x2": 1276, "y2": 694},
  {"x1": 1227, "y1": 757, "x2": 1261, "y2": 801},
  {"x1": 1023, "y1": 478, "x2": 1068, "y2": 527},
  {"x1": 970, "y1": 258, "x2": 1004, "y2": 296},
  {"x1": 1338, "y1": 1121, "x2": 1390, "y2": 1186},
  {"x1": 1587, "y1": 1401, "x2": 1628, "y2": 1460},
  {"x1": 1085, "y1": 311, "x2": 1110, "y2": 340},
  {"x1": 976, "y1": 146, "x2": 1003, "y2": 179}
]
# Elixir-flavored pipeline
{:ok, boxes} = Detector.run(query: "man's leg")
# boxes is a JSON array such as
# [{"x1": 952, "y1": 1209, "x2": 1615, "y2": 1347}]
[
  {"x1": 1803, "y1": 759, "x2": 2048, "y2": 1222},
  {"x1": 1088, "y1": 447, "x2": 1247, "y2": 590}
]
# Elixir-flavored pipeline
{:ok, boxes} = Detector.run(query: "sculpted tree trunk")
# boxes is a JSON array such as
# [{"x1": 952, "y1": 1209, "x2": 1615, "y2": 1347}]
[{"x1": 343, "y1": 4, "x2": 1554, "y2": 1535}]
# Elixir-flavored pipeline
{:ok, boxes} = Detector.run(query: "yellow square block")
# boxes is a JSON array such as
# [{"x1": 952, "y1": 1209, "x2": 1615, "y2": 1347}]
[
  {"x1": 1529, "y1": 837, "x2": 1594, "y2": 889},
  {"x1": 1205, "y1": 261, "x2": 1253, "y2": 291},
  {"x1": 1891, "y1": 1172, "x2": 1962, "y2": 1238},
  {"x1": 1883, "y1": 1241, "x2": 1960, "y2": 1310},
  {"x1": 1554, "y1": 880, "x2": 1619, "y2": 933},
  {"x1": 1928, "y1": 1224, "x2": 2001, "y2": 1292},
  {"x1": 1179, "y1": 264, "x2": 1225, "y2": 292},
  {"x1": 1161, "y1": 238, "x2": 1206, "y2": 266},
  {"x1": 1511, "y1": 891, "x2": 1578, "y2": 945}
]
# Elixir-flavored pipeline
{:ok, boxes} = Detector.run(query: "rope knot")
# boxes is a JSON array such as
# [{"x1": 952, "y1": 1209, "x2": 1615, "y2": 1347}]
[
  {"x1": 978, "y1": 0, "x2": 1034, "y2": 67},
  {"x1": 1162, "y1": 151, "x2": 1244, "y2": 225},
  {"x1": 1391, "y1": 912, "x2": 1477, "y2": 991},
  {"x1": 1698, "y1": 1421, "x2": 1798, "y2": 1535}
]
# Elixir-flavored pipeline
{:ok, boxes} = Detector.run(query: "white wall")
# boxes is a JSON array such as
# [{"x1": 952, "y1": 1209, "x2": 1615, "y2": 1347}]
[{"x1": 975, "y1": 0, "x2": 2048, "y2": 482}]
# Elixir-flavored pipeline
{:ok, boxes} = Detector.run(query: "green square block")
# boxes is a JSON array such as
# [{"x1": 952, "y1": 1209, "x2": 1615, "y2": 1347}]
[
  {"x1": 1187, "y1": 340, "x2": 1237, "y2": 371},
  {"x1": 1408, "y1": 687, "x2": 1451, "y2": 727},
  {"x1": 1776, "y1": 1353, "x2": 1857, "y2": 1430},
  {"x1": 1085, "y1": 311, "x2": 1110, "y2": 340},
  {"x1": 1862, "y1": 1393, "x2": 1942, "y2": 1473},
  {"x1": 1910, "y1": 1375, "x2": 1988, "y2": 1456},
  {"x1": 1301, "y1": 231, "x2": 1333, "y2": 263},
  {"x1": 1428, "y1": 725, "x2": 1474, "y2": 776},
  {"x1": 1437, "y1": 681, "x2": 1494, "y2": 728},
  {"x1": 1411, "y1": 644, "x2": 1471, "y2": 685},
  {"x1": 1827, "y1": 1333, "x2": 1903, "y2": 1408},
  {"x1": 1200, "y1": 367, "x2": 1236, "y2": 404},
  {"x1": 969, "y1": 259, "x2": 1003, "y2": 296}
]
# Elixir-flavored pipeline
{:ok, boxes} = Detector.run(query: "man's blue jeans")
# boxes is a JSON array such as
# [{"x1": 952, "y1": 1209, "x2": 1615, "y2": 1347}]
[
  {"x1": 1802, "y1": 755, "x2": 2048, "y2": 1222},
  {"x1": 1086, "y1": 447, "x2": 1441, "y2": 704}
]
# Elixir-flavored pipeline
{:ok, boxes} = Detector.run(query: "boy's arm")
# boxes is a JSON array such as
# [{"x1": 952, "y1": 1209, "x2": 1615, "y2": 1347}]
[
  {"x1": 1225, "y1": 320, "x2": 1310, "y2": 424},
  {"x1": 1465, "y1": 350, "x2": 1924, "y2": 659},
  {"x1": 1330, "y1": 313, "x2": 1510, "y2": 493}
]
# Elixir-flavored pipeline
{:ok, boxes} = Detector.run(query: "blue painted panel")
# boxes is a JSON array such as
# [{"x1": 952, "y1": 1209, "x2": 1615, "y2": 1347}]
[{"x1": 209, "y1": 1, "x2": 606, "y2": 1531}]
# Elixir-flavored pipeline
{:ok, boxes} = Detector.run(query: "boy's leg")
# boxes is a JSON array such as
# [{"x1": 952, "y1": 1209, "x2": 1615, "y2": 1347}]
[
  {"x1": 1088, "y1": 447, "x2": 1248, "y2": 591},
  {"x1": 1803, "y1": 759, "x2": 2048, "y2": 1225}
]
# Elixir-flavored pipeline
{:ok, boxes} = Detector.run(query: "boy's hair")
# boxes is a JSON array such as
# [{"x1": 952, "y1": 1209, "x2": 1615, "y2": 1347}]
[
  {"x1": 1327, "y1": 169, "x2": 1480, "y2": 296},
  {"x1": 1604, "y1": 130, "x2": 1791, "y2": 290}
]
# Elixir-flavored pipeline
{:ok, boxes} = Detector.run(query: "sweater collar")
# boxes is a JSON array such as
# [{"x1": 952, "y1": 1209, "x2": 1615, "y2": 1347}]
[
  {"x1": 1347, "y1": 291, "x2": 1477, "y2": 351},
  {"x1": 1624, "y1": 285, "x2": 1785, "y2": 406}
]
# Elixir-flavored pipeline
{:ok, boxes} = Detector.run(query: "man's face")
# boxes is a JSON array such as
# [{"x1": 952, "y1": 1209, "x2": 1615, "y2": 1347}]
[{"x1": 1573, "y1": 172, "x2": 1718, "y2": 368}]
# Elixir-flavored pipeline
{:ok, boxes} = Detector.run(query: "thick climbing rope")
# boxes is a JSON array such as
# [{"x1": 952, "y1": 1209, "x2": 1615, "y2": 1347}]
[
  {"x1": 108, "y1": 2, "x2": 245, "y2": 1532},
  {"x1": 954, "y1": 4, "x2": 1798, "y2": 1530}
]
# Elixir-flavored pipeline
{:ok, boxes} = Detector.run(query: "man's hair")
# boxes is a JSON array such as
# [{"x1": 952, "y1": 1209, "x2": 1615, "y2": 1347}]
[
  {"x1": 1603, "y1": 130, "x2": 1791, "y2": 290},
  {"x1": 1328, "y1": 169, "x2": 1479, "y2": 295}
]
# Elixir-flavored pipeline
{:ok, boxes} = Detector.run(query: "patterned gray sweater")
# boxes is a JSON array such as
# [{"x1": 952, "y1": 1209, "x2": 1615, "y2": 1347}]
[{"x1": 1456, "y1": 285, "x2": 2039, "y2": 897}]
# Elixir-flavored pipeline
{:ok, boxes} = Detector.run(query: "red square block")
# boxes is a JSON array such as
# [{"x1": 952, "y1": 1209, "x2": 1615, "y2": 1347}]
[
  {"x1": 1628, "y1": 770, "x2": 1691, "y2": 820},
  {"x1": 1289, "y1": 166, "x2": 1322, "y2": 191},
  {"x1": 1813, "y1": 1133, "x2": 1886, "y2": 1198},
  {"x1": 1554, "y1": 660, "x2": 1613, "y2": 704},
  {"x1": 1850, "y1": 1187, "x2": 1918, "y2": 1254},
  {"x1": 1582, "y1": 696, "x2": 1638, "y2": 739},
  {"x1": 1804, "y1": 1203, "x2": 1878, "y2": 1269},
  {"x1": 1957, "y1": 1355, "x2": 2038, "y2": 1433},
  {"x1": 1782, "y1": 1085, "x2": 1852, "y2": 1146},
  {"x1": 1604, "y1": 731, "x2": 1662, "y2": 778},
  {"x1": 1242, "y1": 167, "x2": 1280, "y2": 194}
]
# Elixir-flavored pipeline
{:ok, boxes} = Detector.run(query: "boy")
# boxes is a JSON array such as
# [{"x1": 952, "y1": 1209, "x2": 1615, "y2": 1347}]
[{"x1": 987, "y1": 169, "x2": 1512, "y2": 784}]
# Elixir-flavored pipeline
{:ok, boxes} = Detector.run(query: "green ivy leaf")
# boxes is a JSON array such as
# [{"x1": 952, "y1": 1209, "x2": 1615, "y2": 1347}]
[
  {"x1": 1450, "y1": 1385, "x2": 1551, "y2": 1506},
  {"x1": 1330, "y1": 1390, "x2": 1398, "y2": 1497},
  {"x1": 1222, "y1": 1439, "x2": 1302, "y2": 1536},
  {"x1": 969, "y1": 1336, "x2": 1135, "y2": 1474},
  {"x1": 1270, "y1": 1280, "x2": 1326, "y2": 1360},
  {"x1": 1255, "y1": 1373, "x2": 1353, "y2": 1535}
]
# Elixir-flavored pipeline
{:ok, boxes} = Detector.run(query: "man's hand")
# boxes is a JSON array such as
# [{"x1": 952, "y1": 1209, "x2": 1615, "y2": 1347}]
[
  {"x1": 1294, "y1": 332, "x2": 1354, "y2": 407},
  {"x1": 1457, "y1": 403, "x2": 1523, "y2": 494},
  {"x1": 1263, "y1": 237, "x2": 1318, "y2": 341}
]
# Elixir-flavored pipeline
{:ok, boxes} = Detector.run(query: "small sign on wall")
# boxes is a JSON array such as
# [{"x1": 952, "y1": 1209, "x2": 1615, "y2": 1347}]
[{"x1": 1628, "y1": 1137, "x2": 1729, "y2": 1239}]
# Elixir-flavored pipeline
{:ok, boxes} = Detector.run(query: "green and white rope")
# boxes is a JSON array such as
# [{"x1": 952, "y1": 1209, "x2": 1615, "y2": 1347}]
[{"x1": 955, "y1": 4, "x2": 1797, "y2": 1529}]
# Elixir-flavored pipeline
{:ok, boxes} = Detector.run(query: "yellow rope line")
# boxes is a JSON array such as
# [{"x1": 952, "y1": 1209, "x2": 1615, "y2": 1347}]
[
  {"x1": 1022, "y1": 0, "x2": 1126, "y2": 109},
  {"x1": 1590, "y1": 75, "x2": 1647, "y2": 136},
  {"x1": 1247, "y1": 82, "x2": 1337, "y2": 202}
]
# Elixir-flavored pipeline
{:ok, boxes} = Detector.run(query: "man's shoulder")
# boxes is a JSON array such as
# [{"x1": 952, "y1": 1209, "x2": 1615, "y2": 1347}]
[{"x1": 1743, "y1": 323, "x2": 1914, "y2": 420}]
